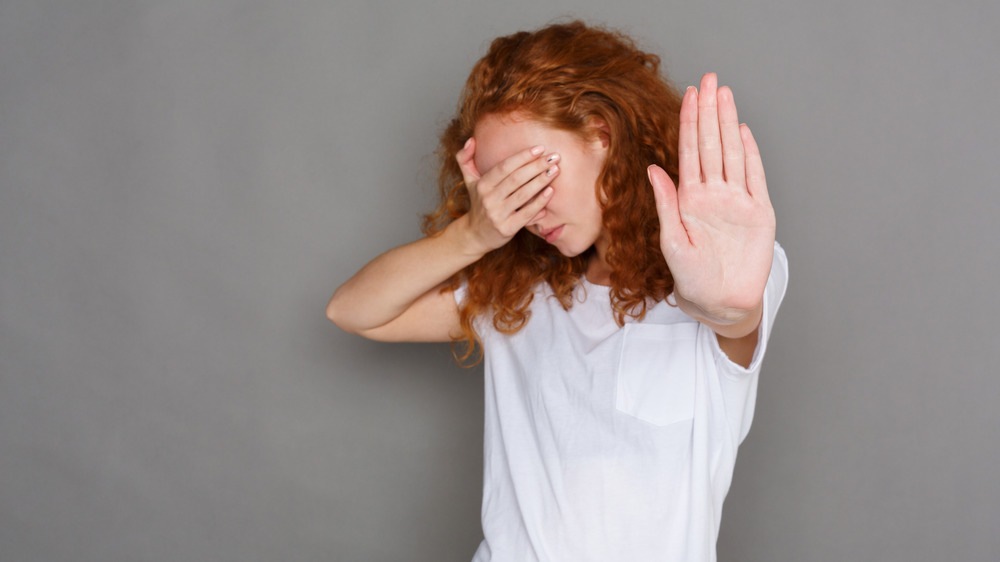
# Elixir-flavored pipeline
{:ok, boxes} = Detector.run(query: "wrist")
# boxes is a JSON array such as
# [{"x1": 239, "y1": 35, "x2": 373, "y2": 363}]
[
  {"x1": 674, "y1": 292, "x2": 762, "y2": 338},
  {"x1": 443, "y1": 215, "x2": 492, "y2": 261}
]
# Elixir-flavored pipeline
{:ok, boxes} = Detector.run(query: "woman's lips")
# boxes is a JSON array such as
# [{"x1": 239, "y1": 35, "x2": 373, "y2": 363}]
[{"x1": 540, "y1": 225, "x2": 564, "y2": 243}]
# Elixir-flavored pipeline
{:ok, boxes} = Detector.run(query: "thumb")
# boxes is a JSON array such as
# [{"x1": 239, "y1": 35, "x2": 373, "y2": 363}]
[
  {"x1": 456, "y1": 138, "x2": 482, "y2": 185},
  {"x1": 647, "y1": 164, "x2": 687, "y2": 258}
]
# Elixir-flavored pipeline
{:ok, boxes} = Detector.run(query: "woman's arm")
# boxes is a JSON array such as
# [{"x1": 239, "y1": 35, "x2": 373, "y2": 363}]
[
  {"x1": 326, "y1": 215, "x2": 480, "y2": 342},
  {"x1": 326, "y1": 141, "x2": 560, "y2": 342}
]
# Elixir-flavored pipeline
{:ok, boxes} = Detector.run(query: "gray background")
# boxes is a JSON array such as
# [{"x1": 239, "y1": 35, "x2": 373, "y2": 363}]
[{"x1": 1, "y1": 0, "x2": 998, "y2": 560}]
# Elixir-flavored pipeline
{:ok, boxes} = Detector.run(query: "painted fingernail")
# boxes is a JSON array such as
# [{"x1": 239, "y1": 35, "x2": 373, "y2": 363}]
[
  {"x1": 546, "y1": 153, "x2": 560, "y2": 163},
  {"x1": 542, "y1": 187, "x2": 553, "y2": 197},
  {"x1": 531, "y1": 145, "x2": 544, "y2": 156},
  {"x1": 546, "y1": 165, "x2": 558, "y2": 176}
]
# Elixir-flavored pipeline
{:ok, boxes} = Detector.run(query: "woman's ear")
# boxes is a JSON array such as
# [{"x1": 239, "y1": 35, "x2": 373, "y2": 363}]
[{"x1": 587, "y1": 116, "x2": 611, "y2": 151}]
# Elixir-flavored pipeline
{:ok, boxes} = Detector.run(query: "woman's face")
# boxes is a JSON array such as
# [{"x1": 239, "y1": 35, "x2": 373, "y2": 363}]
[{"x1": 473, "y1": 112, "x2": 609, "y2": 258}]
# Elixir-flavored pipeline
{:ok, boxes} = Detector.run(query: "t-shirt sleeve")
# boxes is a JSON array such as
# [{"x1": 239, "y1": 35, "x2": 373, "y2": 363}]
[
  {"x1": 453, "y1": 281, "x2": 468, "y2": 307},
  {"x1": 705, "y1": 241, "x2": 789, "y2": 443},
  {"x1": 451, "y1": 280, "x2": 492, "y2": 347}
]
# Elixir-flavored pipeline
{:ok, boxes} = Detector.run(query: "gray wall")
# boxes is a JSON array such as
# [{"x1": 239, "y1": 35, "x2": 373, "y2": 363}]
[{"x1": 2, "y1": 0, "x2": 998, "y2": 560}]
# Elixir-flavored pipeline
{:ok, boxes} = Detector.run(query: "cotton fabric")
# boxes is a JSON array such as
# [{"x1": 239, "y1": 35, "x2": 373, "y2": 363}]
[{"x1": 458, "y1": 243, "x2": 788, "y2": 562}]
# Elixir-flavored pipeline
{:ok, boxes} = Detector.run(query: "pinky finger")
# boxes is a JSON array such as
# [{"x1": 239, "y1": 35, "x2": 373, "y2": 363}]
[
  {"x1": 741, "y1": 124, "x2": 769, "y2": 200},
  {"x1": 513, "y1": 186, "x2": 553, "y2": 224},
  {"x1": 527, "y1": 207, "x2": 548, "y2": 224}
]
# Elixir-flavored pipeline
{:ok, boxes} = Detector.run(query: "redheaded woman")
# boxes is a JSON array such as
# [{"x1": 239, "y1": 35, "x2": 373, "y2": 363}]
[{"x1": 328, "y1": 20, "x2": 788, "y2": 562}]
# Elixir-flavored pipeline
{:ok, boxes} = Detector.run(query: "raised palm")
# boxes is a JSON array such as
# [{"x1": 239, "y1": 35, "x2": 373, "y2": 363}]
[{"x1": 648, "y1": 73, "x2": 776, "y2": 324}]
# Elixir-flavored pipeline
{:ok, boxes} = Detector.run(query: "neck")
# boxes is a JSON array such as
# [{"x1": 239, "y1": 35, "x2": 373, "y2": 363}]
[{"x1": 586, "y1": 237, "x2": 612, "y2": 286}]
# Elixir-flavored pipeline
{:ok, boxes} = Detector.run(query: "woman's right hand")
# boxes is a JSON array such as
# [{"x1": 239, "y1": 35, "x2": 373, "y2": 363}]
[{"x1": 456, "y1": 138, "x2": 560, "y2": 254}]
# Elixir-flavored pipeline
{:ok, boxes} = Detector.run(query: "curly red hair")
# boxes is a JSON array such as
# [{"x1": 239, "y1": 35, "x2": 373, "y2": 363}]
[{"x1": 423, "y1": 21, "x2": 683, "y2": 363}]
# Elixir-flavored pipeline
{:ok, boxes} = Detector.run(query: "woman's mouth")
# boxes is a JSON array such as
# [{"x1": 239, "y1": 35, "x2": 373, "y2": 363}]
[{"x1": 540, "y1": 225, "x2": 564, "y2": 243}]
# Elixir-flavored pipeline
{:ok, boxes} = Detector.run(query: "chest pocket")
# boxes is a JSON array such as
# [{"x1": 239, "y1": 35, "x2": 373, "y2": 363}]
[{"x1": 615, "y1": 322, "x2": 699, "y2": 427}]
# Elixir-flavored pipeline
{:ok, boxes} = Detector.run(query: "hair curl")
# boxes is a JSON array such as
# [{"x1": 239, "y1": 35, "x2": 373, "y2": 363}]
[{"x1": 423, "y1": 20, "x2": 683, "y2": 363}]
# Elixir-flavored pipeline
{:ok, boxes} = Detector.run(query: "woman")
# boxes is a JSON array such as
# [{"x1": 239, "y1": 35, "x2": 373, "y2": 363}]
[{"x1": 328, "y1": 20, "x2": 788, "y2": 562}]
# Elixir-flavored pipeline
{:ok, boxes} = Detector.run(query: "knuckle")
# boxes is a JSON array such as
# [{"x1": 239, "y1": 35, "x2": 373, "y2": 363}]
[{"x1": 496, "y1": 158, "x2": 516, "y2": 176}]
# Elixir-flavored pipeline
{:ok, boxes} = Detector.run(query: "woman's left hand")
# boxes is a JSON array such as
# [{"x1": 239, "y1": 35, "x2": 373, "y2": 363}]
[{"x1": 647, "y1": 73, "x2": 775, "y2": 336}]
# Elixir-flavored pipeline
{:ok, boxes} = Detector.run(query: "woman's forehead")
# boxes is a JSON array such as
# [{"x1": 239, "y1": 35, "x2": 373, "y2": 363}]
[{"x1": 473, "y1": 113, "x2": 578, "y2": 172}]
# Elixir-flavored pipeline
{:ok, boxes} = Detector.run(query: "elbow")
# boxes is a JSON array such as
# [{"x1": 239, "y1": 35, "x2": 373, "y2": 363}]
[
  {"x1": 326, "y1": 301, "x2": 386, "y2": 341},
  {"x1": 325, "y1": 296, "x2": 354, "y2": 332},
  {"x1": 325, "y1": 295, "x2": 378, "y2": 339}
]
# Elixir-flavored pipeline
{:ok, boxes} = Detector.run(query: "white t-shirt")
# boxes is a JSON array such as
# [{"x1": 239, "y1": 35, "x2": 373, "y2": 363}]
[{"x1": 458, "y1": 243, "x2": 788, "y2": 562}]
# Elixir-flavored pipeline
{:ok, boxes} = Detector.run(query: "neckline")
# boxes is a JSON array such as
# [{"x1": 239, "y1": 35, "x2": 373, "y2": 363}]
[
  {"x1": 579, "y1": 276, "x2": 612, "y2": 299},
  {"x1": 581, "y1": 275, "x2": 609, "y2": 288}
]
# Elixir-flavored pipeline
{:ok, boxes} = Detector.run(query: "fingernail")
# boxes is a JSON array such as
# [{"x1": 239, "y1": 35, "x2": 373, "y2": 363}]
[
  {"x1": 542, "y1": 186, "x2": 553, "y2": 197},
  {"x1": 546, "y1": 153, "x2": 560, "y2": 163},
  {"x1": 531, "y1": 145, "x2": 544, "y2": 156},
  {"x1": 546, "y1": 165, "x2": 558, "y2": 176},
  {"x1": 463, "y1": 138, "x2": 472, "y2": 150}
]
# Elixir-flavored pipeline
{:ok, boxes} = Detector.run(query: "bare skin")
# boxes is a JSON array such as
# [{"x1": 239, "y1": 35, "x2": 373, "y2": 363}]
[
  {"x1": 648, "y1": 73, "x2": 776, "y2": 365},
  {"x1": 327, "y1": 73, "x2": 775, "y2": 367},
  {"x1": 325, "y1": 142, "x2": 558, "y2": 342}
]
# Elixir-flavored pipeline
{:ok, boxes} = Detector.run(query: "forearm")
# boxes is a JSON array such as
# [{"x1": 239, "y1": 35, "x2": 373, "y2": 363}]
[{"x1": 326, "y1": 215, "x2": 482, "y2": 333}]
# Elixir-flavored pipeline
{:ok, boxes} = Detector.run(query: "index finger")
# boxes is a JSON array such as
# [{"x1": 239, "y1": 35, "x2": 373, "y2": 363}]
[{"x1": 478, "y1": 144, "x2": 546, "y2": 188}]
